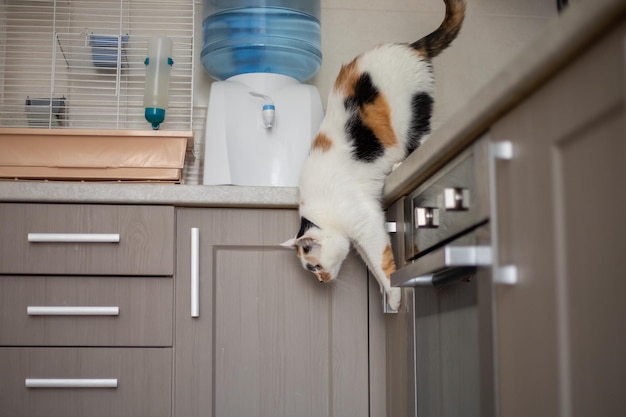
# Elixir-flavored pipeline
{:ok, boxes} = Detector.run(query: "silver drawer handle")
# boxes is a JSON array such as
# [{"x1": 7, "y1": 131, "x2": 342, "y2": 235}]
[
  {"x1": 191, "y1": 227, "x2": 200, "y2": 318},
  {"x1": 26, "y1": 378, "x2": 118, "y2": 388},
  {"x1": 392, "y1": 245, "x2": 492, "y2": 287},
  {"x1": 27, "y1": 306, "x2": 120, "y2": 316},
  {"x1": 28, "y1": 233, "x2": 120, "y2": 243}
]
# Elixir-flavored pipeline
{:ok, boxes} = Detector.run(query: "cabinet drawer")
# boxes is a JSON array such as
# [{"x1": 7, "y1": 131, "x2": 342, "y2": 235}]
[
  {"x1": 0, "y1": 276, "x2": 173, "y2": 346},
  {"x1": 0, "y1": 347, "x2": 171, "y2": 417},
  {"x1": 0, "y1": 203, "x2": 174, "y2": 275}
]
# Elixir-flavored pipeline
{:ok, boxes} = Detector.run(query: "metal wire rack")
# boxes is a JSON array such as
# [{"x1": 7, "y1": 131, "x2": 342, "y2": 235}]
[{"x1": 0, "y1": 0, "x2": 194, "y2": 131}]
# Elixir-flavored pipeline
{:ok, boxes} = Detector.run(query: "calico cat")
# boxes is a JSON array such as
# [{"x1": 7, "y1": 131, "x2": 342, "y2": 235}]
[{"x1": 282, "y1": 0, "x2": 465, "y2": 312}]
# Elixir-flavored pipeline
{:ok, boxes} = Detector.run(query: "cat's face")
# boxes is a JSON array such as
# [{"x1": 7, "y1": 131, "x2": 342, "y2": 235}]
[{"x1": 282, "y1": 225, "x2": 350, "y2": 284}]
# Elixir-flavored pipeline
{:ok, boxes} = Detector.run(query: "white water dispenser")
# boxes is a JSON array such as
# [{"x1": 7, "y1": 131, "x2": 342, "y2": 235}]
[{"x1": 201, "y1": 0, "x2": 323, "y2": 186}]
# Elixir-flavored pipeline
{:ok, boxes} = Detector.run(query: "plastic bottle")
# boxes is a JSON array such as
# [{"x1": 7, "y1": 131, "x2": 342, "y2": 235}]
[
  {"x1": 144, "y1": 36, "x2": 174, "y2": 130},
  {"x1": 201, "y1": 0, "x2": 321, "y2": 82}
]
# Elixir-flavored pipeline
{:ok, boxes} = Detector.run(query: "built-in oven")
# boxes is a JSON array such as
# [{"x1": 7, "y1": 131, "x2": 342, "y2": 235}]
[{"x1": 386, "y1": 135, "x2": 498, "y2": 417}]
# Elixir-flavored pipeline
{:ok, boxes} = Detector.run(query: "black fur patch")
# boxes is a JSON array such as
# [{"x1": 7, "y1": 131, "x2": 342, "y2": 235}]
[
  {"x1": 296, "y1": 216, "x2": 318, "y2": 239},
  {"x1": 344, "y1": 72, "x2": 384, "y2": 163},
  {"x1": 406, "y1": 92, "x2": 433, "y2": 154},
  {"x1": 346, "y1": 113, "x2": 384, "y2": 162},
  {"x1": 344, "y1": 73, "x2": 378, "y2": 110},
  {"x1": 353, "y1": 73, "x2": 379, "y2": 106}
]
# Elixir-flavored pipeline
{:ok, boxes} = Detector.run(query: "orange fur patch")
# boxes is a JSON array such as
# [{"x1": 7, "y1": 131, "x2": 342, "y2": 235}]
[
  {"x1": 382, "y1": 244, "x2": 396, "y2": 280},
  {"x1": 362, "y1": 95, "x2": 397, "y2": 148},
  {"x1": 413, "y1": 47, "x2": 429, "y2": 59},
  {"x1": 312, "y1": 133, "x2": 332, "y2": 152},
  {"x1": 333, "y1": 58, "x2": 359, "y2": 96}
]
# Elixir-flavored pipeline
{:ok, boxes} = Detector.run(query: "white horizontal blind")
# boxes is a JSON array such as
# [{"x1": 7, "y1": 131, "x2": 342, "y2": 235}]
[{"x1": 0, "y1": 0, "x2": 194, "y2": 131}]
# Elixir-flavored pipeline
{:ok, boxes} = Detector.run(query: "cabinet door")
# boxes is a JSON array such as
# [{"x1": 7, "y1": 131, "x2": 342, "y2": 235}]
[
  {"x1": 490, "y1": 22, "x2": 626, "y2": 417},
  {"x1": 174, "y1": 208, "x2": 371, "y2": 417}
]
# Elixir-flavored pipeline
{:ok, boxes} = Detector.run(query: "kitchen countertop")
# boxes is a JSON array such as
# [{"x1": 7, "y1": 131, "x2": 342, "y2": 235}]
[
  {"x1": 0, "y1": 181, "x2": 300, "y2": 208},
  {"x1": 0, "y1": 0, "x2": 624, "y2": 209}
]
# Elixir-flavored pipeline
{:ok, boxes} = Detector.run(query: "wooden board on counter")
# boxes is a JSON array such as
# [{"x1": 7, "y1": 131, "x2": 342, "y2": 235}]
[{"x1": 0, "y1": 128, "x2": 193, "y2": 183}]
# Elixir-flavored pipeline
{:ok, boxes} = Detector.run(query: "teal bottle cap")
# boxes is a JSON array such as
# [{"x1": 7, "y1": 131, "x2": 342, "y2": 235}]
[{"x1": 145, "y1": 107, "x2": 166, "y2": 130}]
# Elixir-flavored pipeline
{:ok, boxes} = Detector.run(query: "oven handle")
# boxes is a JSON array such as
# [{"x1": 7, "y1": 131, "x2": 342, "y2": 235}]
[{"x1": 391, "y1": 245, "x2": 492, "y2": 287}]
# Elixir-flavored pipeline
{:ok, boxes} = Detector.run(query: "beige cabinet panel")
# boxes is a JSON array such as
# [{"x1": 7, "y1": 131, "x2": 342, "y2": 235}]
[
  {"x1": 0, "y1": 203, "x2": 174, "y2": 276},
  {"x1": 385, "y1": 288, "x2": 415, "y2": 417},
  {"x1": 0, "y1": 347, "x2": 172, "y2": 417},
  {"x1": 0, "y1": 276, "x2": 173, "y2": 346},
  {"x1": 174, "y1": 208, "x2": 371, "y2": 417},
  {"x1": 384, "y1": 198, "x2": 414, "y2": 417},
  {"x1": 491, "y1": 21, "x2": 626, "y2": 417}
]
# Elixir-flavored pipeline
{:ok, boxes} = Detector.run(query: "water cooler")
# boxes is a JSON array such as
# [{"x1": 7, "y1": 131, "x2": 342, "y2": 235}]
[{"x1": 202, "y1": 0, "x2": 324, "y2": 186}]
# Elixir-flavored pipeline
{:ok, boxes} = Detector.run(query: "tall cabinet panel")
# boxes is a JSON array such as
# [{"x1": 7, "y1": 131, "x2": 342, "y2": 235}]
[
  {"x1": 490, "y1": 22, "x2": 626, "y2": 417},
  {"x1": 175, "y1": 208, "x2": 371, "y2": 417}
]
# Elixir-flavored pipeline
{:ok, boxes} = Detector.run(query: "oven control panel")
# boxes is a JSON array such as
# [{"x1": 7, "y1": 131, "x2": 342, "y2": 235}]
[{"x1": 400, "y1": 143, "x2": 489, "y2": 263}]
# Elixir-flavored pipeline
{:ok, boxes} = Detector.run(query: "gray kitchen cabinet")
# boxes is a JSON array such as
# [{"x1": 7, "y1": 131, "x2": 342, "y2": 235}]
[
  {"x1": 0, "y1": 275, "x2": 173, "y2": 346},
  {"x1": 174, "y1": 207, "x2": 373, "y2": 417},
  {"x1": 0, "y1": 347, "x2": 172, "y2": 417},
  {"x1": 0, "y1": 203, "x2": 175, "y2": 417},
  {"x1": 490, "y1": 21, "x2": 626, "y2": 417},
  {"x1": 0, "y1": 203, "x2": 174, "y2": 275}
]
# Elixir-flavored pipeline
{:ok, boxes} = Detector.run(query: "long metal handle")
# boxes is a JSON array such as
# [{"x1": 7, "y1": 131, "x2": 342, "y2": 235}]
[
  {"x1": 488, "y1": 141, "x2": 518, "y2": 285},
  {"x1": 191, "y1": 227, "x2": 200, "y2": 318},
  {"x1": 26, "y1": 378, "x2": 118, "y2": 388},
  {"x1": 27, "y1": 306, "x2": 120, "y2": 316},
  {"x1": 392, "y1": 245, "x2": 492, "y2": 287},
  {"x1": 28, "y1": 233, "x2": 120, "y2": 243}
]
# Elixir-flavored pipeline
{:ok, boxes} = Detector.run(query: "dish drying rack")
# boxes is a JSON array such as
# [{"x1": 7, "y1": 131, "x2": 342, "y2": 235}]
[{"x1": 0, "y1": 0, "x2": 195, "y2": 131}]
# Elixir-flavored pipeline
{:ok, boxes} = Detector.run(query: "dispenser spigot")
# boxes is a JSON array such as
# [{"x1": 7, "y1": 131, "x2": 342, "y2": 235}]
[
  {"x1": 262, "y1": 104, "x2": 275, "y2": 128},
  {"x1": 249, "y1": 92, "x2": 275, "y2": 129}
]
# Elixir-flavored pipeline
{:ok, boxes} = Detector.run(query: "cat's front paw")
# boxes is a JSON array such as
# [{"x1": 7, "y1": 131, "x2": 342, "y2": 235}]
[{"x1": 386, "y1": 287, "x2": 401, "y2": 312}]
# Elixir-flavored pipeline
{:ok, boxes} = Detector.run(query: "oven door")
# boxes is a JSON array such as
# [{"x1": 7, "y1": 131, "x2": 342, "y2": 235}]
[{"x1": 389, "y1": 222, "x2": 496, "y2": 417}]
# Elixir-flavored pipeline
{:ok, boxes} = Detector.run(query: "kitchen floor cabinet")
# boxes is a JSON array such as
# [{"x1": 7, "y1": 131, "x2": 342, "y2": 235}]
[
  {"x1": 0, "y1": 203, "x2": 383, "y2": 416},
  {"x1": 174, "y1": 208, "x2": 374, "y2": 417},
  {"x1": 490, "y1": 21, "x2": 625, "y2": 417},
  {"x1": 0, "y1": 203, "x2": 175, "y2": 417}
]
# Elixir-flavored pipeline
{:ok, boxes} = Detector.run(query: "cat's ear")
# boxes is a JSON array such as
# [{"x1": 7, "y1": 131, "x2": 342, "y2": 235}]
[
  {"x1": 280, "y1": 237, "x2": 297, "y2": 249},
  {"x1": 295, "y1": 236, "x2": 318, "y2": 249},
  {"x1": 280, "y1": 236, "x2": 319, "y2": 250}
]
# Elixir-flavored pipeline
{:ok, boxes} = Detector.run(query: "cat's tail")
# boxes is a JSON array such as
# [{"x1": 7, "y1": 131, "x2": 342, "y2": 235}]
[{"x1": 411, "y1": 0, "x2": 465, "y2": 58}]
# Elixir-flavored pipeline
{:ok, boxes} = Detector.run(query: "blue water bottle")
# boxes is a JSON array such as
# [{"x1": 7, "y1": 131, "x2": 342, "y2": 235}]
[{"x1": 201, "y1": 0, "x2": 322, "y2": 82}]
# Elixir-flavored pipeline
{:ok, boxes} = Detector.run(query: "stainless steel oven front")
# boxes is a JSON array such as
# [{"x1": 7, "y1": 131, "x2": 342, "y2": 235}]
[{"x1": 386, "y1": 136, "x2": 496, "y2": 417}]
